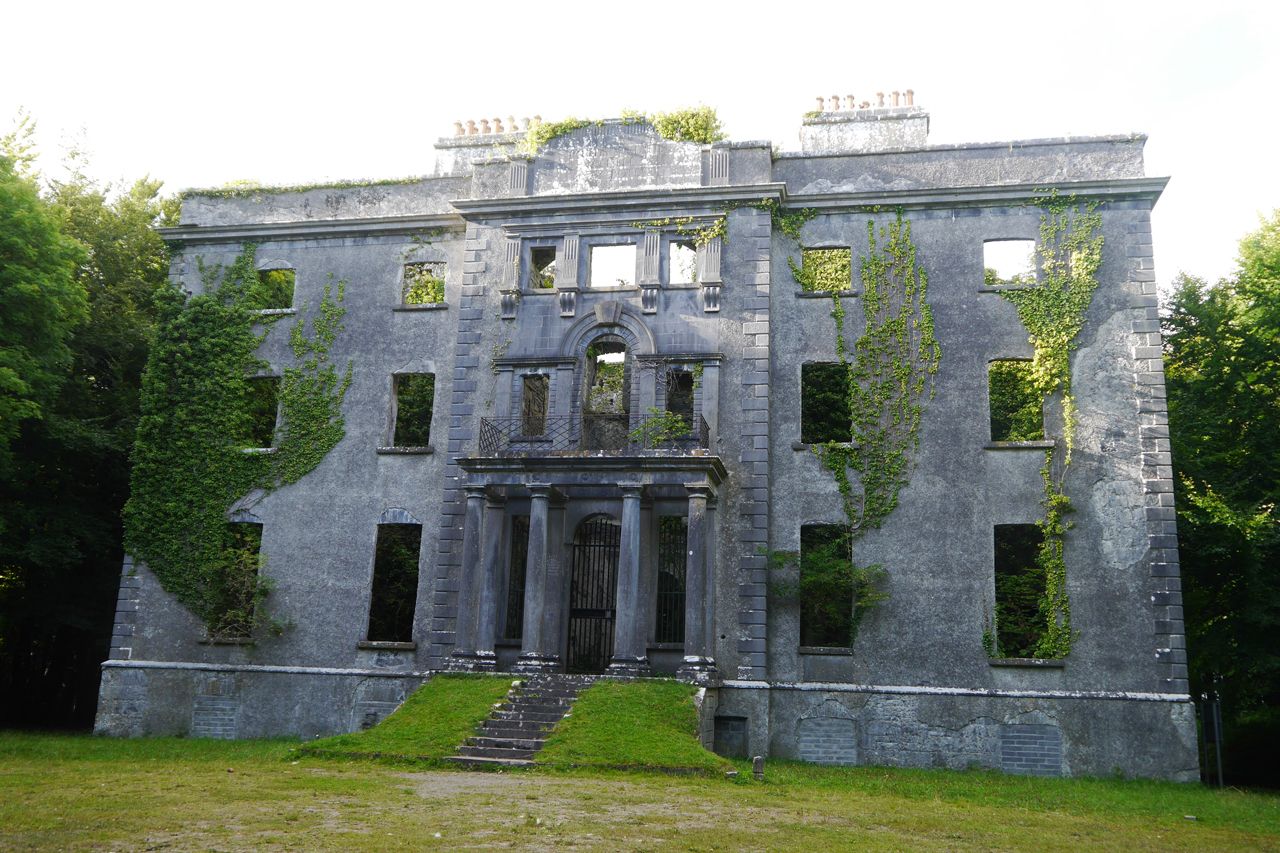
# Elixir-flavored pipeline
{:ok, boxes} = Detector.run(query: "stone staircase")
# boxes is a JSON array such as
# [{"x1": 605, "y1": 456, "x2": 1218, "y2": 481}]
[{"x1": 448, "y1": 674, "x2": 595, "y2": 768}]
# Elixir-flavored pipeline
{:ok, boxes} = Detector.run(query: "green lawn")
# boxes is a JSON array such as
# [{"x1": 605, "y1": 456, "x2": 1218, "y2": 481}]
[
  {"x1": 299, "y1": 673, "x2": 514, "y2": 764},
  {"x1": 536, "y1": 679, "x2": 729, "y2": 772},
  {"x1": 2, "y1": 731, "x2": 1278, "y2": 850}
]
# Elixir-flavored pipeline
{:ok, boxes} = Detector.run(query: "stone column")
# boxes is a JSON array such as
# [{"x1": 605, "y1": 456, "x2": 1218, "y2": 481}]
[
  {"x1": 473, "y1": 493, "x2": 505, "y2": 668},
  {"x1": 515, "y1": 484, "x2": 560, "y2": 672},
  {"x1": 609, "y1": 484, "x2": 649, "y2": 675},
  {"x1": 448, "y1": 485, "x2": 488, "y2": 670},
  {"x1": 678, "y1": 483, "x2": 718, "y2": 683}
]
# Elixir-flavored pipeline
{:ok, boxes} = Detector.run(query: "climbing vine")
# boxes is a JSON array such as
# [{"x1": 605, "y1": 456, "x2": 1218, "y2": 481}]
[
  {"x1": 629, "y1": 215, "x2": 726, "y2": 248},
  {"x1": 123, "y1": 246, "x2": 352, "y2": 638},
  {"x1": 521, "y1": 107, "x2": 726, "y2": 156},
  {"x1": 991, "y1": 194, "x2": 1104, "y2": 658}
]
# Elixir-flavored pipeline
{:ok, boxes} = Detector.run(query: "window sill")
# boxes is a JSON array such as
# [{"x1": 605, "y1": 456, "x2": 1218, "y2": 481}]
[
  {"x1": 393, "y1": 303, "x2": 448, "y2": 312},
  {"x1": 795, "y1": 289, "x2": 859, "y2": 299},
  {"x1": 648, "y1": 642, "x2": 684, "y2": 651},
  {"x1": 984, "y1": 440, "x2": 1055, "y2": 450},
  {"x1": 799, "y1": 646, "x2": 854, "y2": 656},
  {"x1": 988, "y1": 657, "x2": 1066, "y2": 668},
  {"x1": 255, "y1": 308, "x2": 296, "y2": 316},
  {"x1": 525, "y1": 288, "x2": 558, "y2": 295},
  {"x1": 978, "y1": 285, "x2": 1035, "y2": 293},
  {"x1": 586, "y1": 285, "x2": 641, "y2": 292},
  {"x1": 241, "y1": 446, "x2": 277, "y2": 455},
  {"x1": 376, "y1": 446, "x2": 434, "y2": 455},
  {"x1": 792, "y1": 440, "x2": 854, "y2": 451},
  {"x1": 358, "y1": 640, "x2": 416, "y2": 651},
  {"x1": 200, "y1": 637, "x2": 255, "y2": 646}
]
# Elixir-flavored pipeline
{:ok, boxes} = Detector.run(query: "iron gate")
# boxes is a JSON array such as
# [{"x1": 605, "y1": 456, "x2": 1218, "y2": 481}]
[{"x1": 567, "y1": 515, "x2": 620, "y2": 673}]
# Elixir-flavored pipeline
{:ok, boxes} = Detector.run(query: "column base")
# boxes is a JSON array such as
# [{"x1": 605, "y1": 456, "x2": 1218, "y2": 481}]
[
  {"x1": 607, "y1": 656, "x2": 652, "y2": 678},
  {"x1": 444, "y1": 650, "x2": 497, "y2": 672},
  {"x1": 676, "y1": 656, "x2": 720, "y2": 686},
  {"x1": 512, "y1": 653, "x2": 561, "y2": 674}
]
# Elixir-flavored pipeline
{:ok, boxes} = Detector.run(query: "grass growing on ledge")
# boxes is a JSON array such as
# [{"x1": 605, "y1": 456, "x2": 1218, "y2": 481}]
[
  {"x1": 536, "y1": 679, "x2": 730, "y2": 772},
  {"x1": 299, "y1": 673, "x2": 512, "y2": 764}
]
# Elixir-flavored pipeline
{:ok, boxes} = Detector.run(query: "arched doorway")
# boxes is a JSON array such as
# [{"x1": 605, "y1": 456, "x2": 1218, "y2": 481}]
[
  {"x1": 581, "y1": 336, "x2": 629, "y2": 451},
  {"x1": 567, "y1": 514, "x2": 620, "y2": 673}
]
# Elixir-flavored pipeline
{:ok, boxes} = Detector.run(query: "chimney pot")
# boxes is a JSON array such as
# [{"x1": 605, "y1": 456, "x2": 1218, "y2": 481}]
[
  {"x1": 905, "y1": 89, "x2": 914, "y2": 106},
  {"x1": 816, "y1": 96, "x2": 825, "y2": 111},
  {"x1": 892, "y1": 91, "x2": 900, "y2": 107},
  {"x1": 493, "y1": 117, "x2": 504, "y2": 133},
  {"x1": 831, "y1": 94, "x2": 841, "y2": 110},
  {"x1": 877, "y1": 92, "x2": 885, "y2": 108},
  {"x1": 453, "y1": 121, "x2": 464, "y2": 136},
  {"x1": 466, "y1": 120, "x2": 477, "y2": 135},
  {"x1": 845, "y1": 95, "x2": 856, "y2": 110},
  {"x1": 480, "y1": 119, "x2": 491, "y2": 134}
]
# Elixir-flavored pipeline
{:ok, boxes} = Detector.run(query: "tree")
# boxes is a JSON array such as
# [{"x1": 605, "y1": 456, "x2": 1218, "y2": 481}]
[
  {"x1": 0, "y1": 136, "x2": 174, "y2": 728},
  {"x1": 1165, "y1": 210, "x2": 1280, "y2": 786}
]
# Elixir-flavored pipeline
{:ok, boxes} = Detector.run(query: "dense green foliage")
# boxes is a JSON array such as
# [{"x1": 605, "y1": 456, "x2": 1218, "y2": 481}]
[
  {"x1": 537, "y1": 679, "x2": 729, "y2": 771},
  {"x1": 366, "y1": 524, "x2": 421, "y2": 642},
  {"x1": 800, "y1": 362, "x2": 852, "y2": 443},
  {"x1": 123, "y1": 248, "x2": 351, "y2": 636},
  {"x1": 300, "y1": 674, "x2": 513, "y2": 763},
  {"x1": 0, "y1": 133, "x2": 175, "y2": 728},
  {"x1": 647, "y1": 107, "x2": 726, "y2": 144},
  {"x1": 402, "y1": 262, "x2": 444, "y2": 304},
  {"x1": 392, "y1": 373, "x2": 435, "y2": 448},
  {"x1": 1165, "y1": 210, "x2": 1280, "y2": 785},
  {"x1": 793, "y1": 247, "x2": 852, "y2": 293},
  {"x1": 988, "y1": 360, "x2": 1044, "y2": 441}
]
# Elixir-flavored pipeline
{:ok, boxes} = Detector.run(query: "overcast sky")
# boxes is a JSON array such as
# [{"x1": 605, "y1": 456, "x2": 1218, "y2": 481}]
[{"x1": 4, "y1": 0, "x2": 1276, "y2": 288}]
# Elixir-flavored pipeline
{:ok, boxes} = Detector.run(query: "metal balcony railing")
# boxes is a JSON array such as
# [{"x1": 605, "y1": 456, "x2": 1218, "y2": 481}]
[{"x1": 477, "y1": 413, "x2": 710, "y2": 457}]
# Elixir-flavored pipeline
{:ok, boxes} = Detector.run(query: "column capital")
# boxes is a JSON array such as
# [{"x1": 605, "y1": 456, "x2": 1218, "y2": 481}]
[
  {"x1": 463, "y1": 484, "x2": 488, "y2": 500},
  {"x1": 685, "y1": 482, "x2": 714, "y2": 501},
  {"x1": 618, "y1": 482, "x2": 644, "y2": 498}
]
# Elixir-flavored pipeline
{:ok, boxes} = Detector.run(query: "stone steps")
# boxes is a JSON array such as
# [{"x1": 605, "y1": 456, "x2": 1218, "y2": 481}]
[{"x1": 447, "y1": 675, "x2": 595, "y2": 769}]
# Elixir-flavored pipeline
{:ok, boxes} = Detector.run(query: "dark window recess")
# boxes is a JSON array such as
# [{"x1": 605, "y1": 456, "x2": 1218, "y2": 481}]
[
  {"x1": 521, "y1": 374, "x2": 549, "y2": 436},
  {"x1": 367, "y1": 523, "x2": 422, "y2": 643},
  {"x1": 393, "y1": 373, "x2": 435, "y2": 447},
  {"x1": 505, "y1": 515, "x2": 530, "y2": 641},
  {"x1": 800, "y1": 524, "x2": 853, "y2": 647},
  {"x1": 801, "y1": 363, "x2": 852, "y2": 443},
  {"x1": 989, "y1": 361, "x2": 1044, "y2": 441},
  {"x1": 529, "y1": 246, "x2": 557, "y2": 289},
  {"x1": 655, "y1": 516, "x2": 688, "y2": 644},
  {"x1": 666, "y1": 369, "x2": 694, "y2": 423},
  {"x1": 256, "y1": 268, "x2": 295, "y2": 310},
  {"x1": 211, "y1": 522, "x2": 263, "y2": 639},
  {"x1": 244, "y1": 377, "x2": 279, "y2": 447},
  {"x1": 713, "y1": 716, "x2": 749, "y2": 759},
  {"x1": 994, "y1": 524, "x2": 1046, "y2": 657}
]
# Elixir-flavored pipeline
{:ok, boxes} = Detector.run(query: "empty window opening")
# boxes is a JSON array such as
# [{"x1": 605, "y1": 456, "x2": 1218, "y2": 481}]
[
  {"x1": 529, "y1": 246, "x2": 557, "y2": 289},
  {"x1": 211, "y1": 522, "x2": 263, "y2": 639},
  {"x1": 589, "y1": 244, "x2": 636, "y2": 288},
  {"x1": 583, "y1": 338, "x2": 629, "y2": 451},
  {"x1": 367, "y1": 523, "x2": 422, "y2": 643},
  {"x1": 800, "y1": 524, "x2": 854, "y2": 648},
  {"x1": 655, "y1": 516, "x2": 688, "y2": 644},
  {"x1": 799, "y1": 247, "x2": 852, "y2": 293},
  {"x1": 666, "y1": 369, "x2": 695, "y2": 424},
  {"x1": 993, "y1": 524, "x2": 1046, "y2": 657},
  {"x1": 983, "y1": 240, "x2": 1036, "y2": 287},
  {"x1": 244, "y1": 377, "x2": 279, "y2": 448},
  {"x1": 521, "y1": 374, "x2": 549, "y2": 436},
  {"x1": 989, "y1": 360, "x2": 1044, "y2": 442},
  {"x1": 801, "y1": 363, "x2": 852, "y2": 444},
  {"x1": 505, "y1": 515, "x2": 530, "y2": 640},
  {"x1": 403, "y1": 262, "x2": 445, "y2": 304},
  {"x1": 669, "y1": 240, "x2": 697, "y2": 285},
  {"x1": 256, "y1": 268, "x2": 295, "y2": 310},
  {"x1": 393, "y1": 373, "x2": 435, "y2": 447}
]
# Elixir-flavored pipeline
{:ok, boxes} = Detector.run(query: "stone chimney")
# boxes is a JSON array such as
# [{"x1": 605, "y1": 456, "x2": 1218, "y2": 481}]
[{"x1": 800, "y1": 90, "x2": 929, "y2": 154}]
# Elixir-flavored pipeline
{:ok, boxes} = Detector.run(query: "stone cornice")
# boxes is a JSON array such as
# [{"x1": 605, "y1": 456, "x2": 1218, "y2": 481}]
[
  {"x1": 787, "y1": 177, "x2": 1169, "y2": 212},
  {"x1": 459, "y1": 454, "x2": 728, "y2": 485},
  {"x1": 451, "y1": 183, "x2": 788, "y2": 224},
  {"x1": 156, "y1": 212, "x2": 466, "y2": 246}
]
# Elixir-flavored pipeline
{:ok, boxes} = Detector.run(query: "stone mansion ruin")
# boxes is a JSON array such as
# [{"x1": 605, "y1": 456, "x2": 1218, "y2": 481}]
[{"x1": 95, "y1": 94, "x2": 1198, "y2": 779}]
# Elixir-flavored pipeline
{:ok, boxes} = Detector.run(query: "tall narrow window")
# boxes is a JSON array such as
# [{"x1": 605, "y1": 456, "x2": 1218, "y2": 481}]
[
  {"x1": 989, "y1": 360, "x2": 1044, "y2": 442},
  {"x1": 402, "y1": 262, "x2": 445, "y2": 304},
  {"x1": 367, "y1": 524, "x2": 422, "y2": 643},
  {"x1": 800, "y1": 363, "x2": 852, "y2": 443},
  {"x1": 669, "y1": 240, "x2": 697, "y2": 285},
  {"x1": 505, "y1": 515, "x2": 530, "y2": 641},
  {"x1": 393, "y1": 373, "x2": 435, "y2": 448},
  {"x1": 521, "y1": 374, "x2": 549, "y2": 436},
  {"x1": 589, "y1": 244, "x2": 636, "y2": 288},
  {"x1": 244, "y1": 377, "x2": 279, "y2": 448},
  {"x1": 211, "y1": 522, "x2": 264, "y2": 639},
  {"x1": 256, "y1": 268, "x2": 295, "y2": 310},
  {"x1": 983, "y1": 240, "x2": 1036, "y2": 287},
  {"x1": 655, "y1": 516, "x2": 688, "y2": 644},
  {"x1": 993, "y1": 524, "x2": 1045, "y2": 657},
  {"x1": 800, "y1": 524, "x2": 853, "y2": 648},
  {"x1": 665, "y1": 369, "x2": 694, "y2": 424},
  {"x1": 529, "y1": 246, "x2": 556, "y2": 290}
]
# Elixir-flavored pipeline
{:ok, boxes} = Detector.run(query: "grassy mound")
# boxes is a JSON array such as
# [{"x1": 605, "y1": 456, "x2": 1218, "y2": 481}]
[
  {"x1": 536, "y1": 679, "x2": 729, "y2": 772},
  {"x1": 299, "y1": 673, "x2": 512, "y2": 764}
]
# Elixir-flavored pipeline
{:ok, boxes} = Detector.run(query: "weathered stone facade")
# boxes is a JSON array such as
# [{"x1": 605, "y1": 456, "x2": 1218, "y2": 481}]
[{"x1": 95, "y1": 102, "x2": 1198, "y2": 780}]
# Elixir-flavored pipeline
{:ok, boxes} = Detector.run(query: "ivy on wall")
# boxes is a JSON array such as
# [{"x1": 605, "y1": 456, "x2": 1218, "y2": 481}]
[
  {"x1": 123, "y1": 246, "x2": 352, "y2": 637},
  {"x1": 992, "y1": 194, "x2": 1104, "y2": 659}
]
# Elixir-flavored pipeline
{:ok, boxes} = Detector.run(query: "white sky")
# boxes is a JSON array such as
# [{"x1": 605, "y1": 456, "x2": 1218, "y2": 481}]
[{"x1": 4, "y1": 0, "x2": 1277, "y2": 288}]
